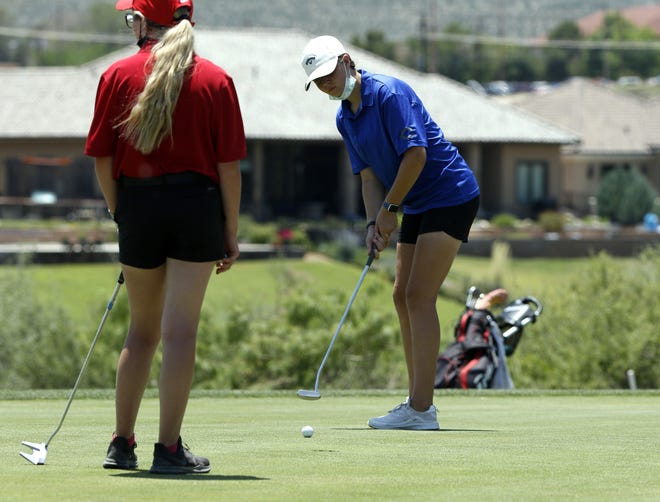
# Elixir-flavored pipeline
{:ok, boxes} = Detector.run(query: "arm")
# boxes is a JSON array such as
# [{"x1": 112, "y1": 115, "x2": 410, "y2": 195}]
[
  {"x1": 383, "y1": 145, "x2": 427, "y2": 207},
  {"x1": 375, "y1": 146, "x2": 427, "y2": 243},
  {"x1": 361, "y1": 167, "x2": 385, "y2": 222},
  {"x1": 215, "y1": 160, "x2": 242, "y2": 274},
  {"x1": 360, "y1": 168, "x2": 385, "y2": 256},
  {"x1": 94, "y1": 156, "x2": 117, "y2": 215}
]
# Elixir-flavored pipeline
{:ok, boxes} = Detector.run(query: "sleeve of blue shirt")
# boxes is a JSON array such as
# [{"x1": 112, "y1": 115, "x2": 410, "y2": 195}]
[{"x1": 380, "y1": 90, "x2": 429, "y2": 158}]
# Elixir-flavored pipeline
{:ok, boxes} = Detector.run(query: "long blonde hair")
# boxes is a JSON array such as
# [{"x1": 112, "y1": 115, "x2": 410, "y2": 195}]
[{"x1": 119, "y1": 10, "x2": 195, "y2": 154}]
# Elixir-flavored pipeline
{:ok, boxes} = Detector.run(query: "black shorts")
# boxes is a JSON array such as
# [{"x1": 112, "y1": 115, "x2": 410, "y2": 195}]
[
  {"x1": 399, "y1": 196, "x2": 480, "y2": 244},
  {"x1": 115, "y1": 177, "x2": 225, "y2": 269}
]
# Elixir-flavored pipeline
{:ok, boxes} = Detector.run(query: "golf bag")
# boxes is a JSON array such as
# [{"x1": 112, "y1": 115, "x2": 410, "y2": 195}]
[
  {"x1": 434, "y1": 288, "x2": 543, "y2": 389},
  {"x1": 435, "y1": 307, "x2": 506, "y2": 389},
  {"x1": 496, "y1": 296, "x2": 543, "y2": 357}
]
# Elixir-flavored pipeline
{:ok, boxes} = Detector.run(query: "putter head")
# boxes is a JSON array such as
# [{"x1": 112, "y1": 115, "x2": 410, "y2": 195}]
[
  {"x1": 20, "y1": 441, "x2": 47, "y2": 465},
  {"x1": 297, "y1": 389, "x2": 321, "y2": 400}
]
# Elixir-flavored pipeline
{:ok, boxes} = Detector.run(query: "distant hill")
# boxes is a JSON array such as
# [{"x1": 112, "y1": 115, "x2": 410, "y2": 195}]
[{"x1": 10, "y1": 0, "x2": 660, "y2": 40}]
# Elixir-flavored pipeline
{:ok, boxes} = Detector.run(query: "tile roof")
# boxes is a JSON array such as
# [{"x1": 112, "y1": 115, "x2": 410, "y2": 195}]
[
  {"x1": 1, "y1": 66, "x2": 99, "y2": 138},
  {"x1": 501, "y1": 77, "x2": 660, "y2": 155},
  {"x1": 1, "y1": 28, "x2": 577, "y2": 144}
]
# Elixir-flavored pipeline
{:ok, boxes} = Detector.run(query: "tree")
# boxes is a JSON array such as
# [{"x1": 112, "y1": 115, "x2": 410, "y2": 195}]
[
  {"x1": 548, "y1": 20, "x2": 582, "y2": 41},
  {"x1": 351, "y1": 31, "x2": 396, "y2": 61},
  {"x1": 27, "y1": 3, "x2": 125, "y2": 66},
  {"x1": 429, "y1": 22, "x2": 476, "y2": 81},
  {"x1": 546, "y1": 20, "x2": 584, "y2": 81},
  {"x1": 499, "y1": 48, "x2": 541, "y2": 81},
  {"x1": 583, "y1": 12, "x2": 660, "y2": 79}
]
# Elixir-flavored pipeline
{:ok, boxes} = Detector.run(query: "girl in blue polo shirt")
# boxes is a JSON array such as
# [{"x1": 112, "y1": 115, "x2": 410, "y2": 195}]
[{"x1": 301, "y1": 35, "x2": 480, "y2": 430}]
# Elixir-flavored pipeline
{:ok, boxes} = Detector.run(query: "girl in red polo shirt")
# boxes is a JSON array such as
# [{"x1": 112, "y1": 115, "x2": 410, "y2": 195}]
[{"x1": 85, "y1": 0, "x2": 246, "y2": 474}]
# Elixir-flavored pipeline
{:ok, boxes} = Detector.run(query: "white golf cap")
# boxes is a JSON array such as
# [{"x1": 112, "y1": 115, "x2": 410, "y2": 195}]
[{"x1": 301, "y1": 35, "x2": 347, "y2": 91}]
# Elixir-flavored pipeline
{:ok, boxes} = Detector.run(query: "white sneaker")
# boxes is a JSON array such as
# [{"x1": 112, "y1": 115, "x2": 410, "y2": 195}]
[{"x1": 368, "y1": 401, "x2": 440, "y2": 430}]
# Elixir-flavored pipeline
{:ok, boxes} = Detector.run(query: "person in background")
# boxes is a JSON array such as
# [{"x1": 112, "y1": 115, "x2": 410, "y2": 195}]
[
  {"x1": 300, "y1": 35, "x2": 480, "y2": 430},
  {"x1": 85, "y1": 0, "x2": 246, "y2": 473}
]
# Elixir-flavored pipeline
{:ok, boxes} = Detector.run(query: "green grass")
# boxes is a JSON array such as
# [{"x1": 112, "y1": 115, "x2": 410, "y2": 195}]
[
  {"x1": 2, "y1": 258, "x2": 462, "y2": 329},
  {"x1": 0, "y1": 254, "x2": 597, "y2": 357},
  {"x1": 4, "y1": 252, "x2": 576, "y2": 314},
  {"x1": 2, "y1": 391, "x2": 659, "y2": 501},
  {"x1": 449, "y1": 255, "x2": 600, "y2": 293},
  {"x1": 6, "y1": 259, "x2": 401, "y2": 323}
]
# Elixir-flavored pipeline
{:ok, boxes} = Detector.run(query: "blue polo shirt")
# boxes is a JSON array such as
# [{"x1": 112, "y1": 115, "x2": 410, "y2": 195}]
[{"x1": 336, "y1": 70, "x2": 479, "y2": 214}]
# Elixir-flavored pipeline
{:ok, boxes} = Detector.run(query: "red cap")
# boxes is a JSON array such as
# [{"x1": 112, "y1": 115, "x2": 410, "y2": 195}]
[{"x1": 115, "y1": 0, "x2": 194, "y2": 27}]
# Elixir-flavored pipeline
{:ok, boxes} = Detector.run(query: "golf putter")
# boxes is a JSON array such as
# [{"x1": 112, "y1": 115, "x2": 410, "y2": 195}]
[
  {"x1": 298, "y1": 249, "x2": 376, "y2": 400},
  {"x1": 20, "y1": 272, "x2": 124, "y2": 465}
]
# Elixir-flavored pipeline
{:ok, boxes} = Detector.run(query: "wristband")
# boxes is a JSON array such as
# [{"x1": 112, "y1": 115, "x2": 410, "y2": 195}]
[{"x1": 365, "y1": 220, "x2": 376, "y2": 230}]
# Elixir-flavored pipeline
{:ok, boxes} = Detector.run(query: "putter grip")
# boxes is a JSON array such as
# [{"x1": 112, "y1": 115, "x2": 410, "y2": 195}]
[{"x1": 366, "y1": 246, "x2": 377, "y2": 267}]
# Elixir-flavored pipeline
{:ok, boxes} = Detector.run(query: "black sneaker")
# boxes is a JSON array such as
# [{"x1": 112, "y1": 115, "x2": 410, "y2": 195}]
[
  {"x1": 149, "y1": 437, "x2": 211, "y2": 474},
  {"x1": 103, "y1": 435, "x2": 138, "y2": 470}
]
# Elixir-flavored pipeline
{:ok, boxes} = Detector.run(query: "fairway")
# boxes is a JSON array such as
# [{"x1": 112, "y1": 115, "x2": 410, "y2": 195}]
[{"x1": 2, "y1": 391, "x2": 658, "y2": 501}]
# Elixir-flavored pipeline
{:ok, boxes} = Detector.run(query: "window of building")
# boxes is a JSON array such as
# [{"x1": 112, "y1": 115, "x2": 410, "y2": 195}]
[
  {"x1": 600, "y1": 163, "x2": 630, "y2": 179},
  {"x1": 516, "y1": 160, "x2": 547, "y2": 204}
]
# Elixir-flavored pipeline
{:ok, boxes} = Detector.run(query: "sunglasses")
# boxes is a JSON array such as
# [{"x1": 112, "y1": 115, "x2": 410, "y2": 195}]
[{"x1": 124, "y1": 12, "x2": 139, "y2": 28}]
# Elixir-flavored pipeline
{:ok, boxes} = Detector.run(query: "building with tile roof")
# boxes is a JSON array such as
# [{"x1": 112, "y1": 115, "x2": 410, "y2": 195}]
[
  {"x1": 0, "y1": 28, "x2": 578, "y2": 220},
  {"x1": 502, "y1": 77, "x2": 660, "y2": 212}
]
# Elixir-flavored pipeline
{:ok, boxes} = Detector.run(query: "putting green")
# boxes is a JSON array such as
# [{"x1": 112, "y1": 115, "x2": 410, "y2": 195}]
[{"x1": 1, "y1": 390, "x2": 658, "y2": 501}]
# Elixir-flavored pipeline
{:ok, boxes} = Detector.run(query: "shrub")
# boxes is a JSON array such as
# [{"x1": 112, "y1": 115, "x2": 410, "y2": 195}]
[
  {"x1": 0, "y1": 269, "x2": 82, "y2": 389},
  {"x1": 77, "y1": 293, "x2": 132, "y2": 388},
  {"x1": 491, "y1": 213, "x2": 518, "y2": 229},
  {"x1": 243, "y1": 221, "x2": 278, "y2": 244},
  {"x1": 194, "y1": 269, "x2": 403, "y2": 390},
  {"x1": 652, "y1": 196, "x2": 660, "y2": 216},
  {"x1": 538, "y1": 210, "x2": 564, "y2": 233},
  {"x1": 508, "y1": 246, "x2": 660, "y2": 389},
  {"x1": 597, "y1": 168, "x2": 657, "y2": 225},
  {"x1": 4, "y1": 248, "x2": 660, "y2": 391}
]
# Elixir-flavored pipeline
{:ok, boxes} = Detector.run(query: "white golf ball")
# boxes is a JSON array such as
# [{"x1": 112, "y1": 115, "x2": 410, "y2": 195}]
[{"x1": 301, "y1": 425, "x2": 314, "y2": 438}]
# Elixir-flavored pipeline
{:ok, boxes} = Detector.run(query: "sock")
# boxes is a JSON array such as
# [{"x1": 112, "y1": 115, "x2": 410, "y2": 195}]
[
  {"x1": 112, "y1": 432, "x2": 136, "y2": 447},
  {"x1": 166, "y1": 442, "x2": 178, "y2": 454}
]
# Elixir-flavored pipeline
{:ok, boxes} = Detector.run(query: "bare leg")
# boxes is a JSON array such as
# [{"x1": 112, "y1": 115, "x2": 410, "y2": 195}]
[
  {"x1": 405, "y1": 232, "x2": 461, "y2": 412},
  {"x1": 393, "y1": 243, "x2": 415, "y2": 398},
  {"x1": 157, "y1": 258, "x2": 214, "y2": 446},
  {"x1": 113, "y1": 259, "x2": 214, "y2": 445},
  {"x1": 114, "y1": 264, "x2": 166, "y2": 439}
]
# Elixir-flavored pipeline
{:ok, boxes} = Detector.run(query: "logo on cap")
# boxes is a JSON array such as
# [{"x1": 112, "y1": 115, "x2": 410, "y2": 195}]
[{"x1": 305, "y1": 57, "x2": 316, "y2": 66}]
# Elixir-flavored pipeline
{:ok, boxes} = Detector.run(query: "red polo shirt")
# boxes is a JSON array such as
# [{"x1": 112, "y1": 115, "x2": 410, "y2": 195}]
[{"x1": 85, "y1": 42, "x2": 247, "y2": 183}]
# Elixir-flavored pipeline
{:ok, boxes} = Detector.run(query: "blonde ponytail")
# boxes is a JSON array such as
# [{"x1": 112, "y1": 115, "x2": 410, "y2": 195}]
[{"x1": 118, "y1": 17, "x2": 195, "y2": 154}]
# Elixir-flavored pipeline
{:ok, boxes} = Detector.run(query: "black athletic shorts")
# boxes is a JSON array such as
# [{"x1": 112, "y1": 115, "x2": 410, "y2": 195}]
[
  {"x1": 115, "y1": 175, "x2": 225, "y2": 269},
  {"x1": 398, "y1": 196, "x2": 480, "y2": 244}
]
